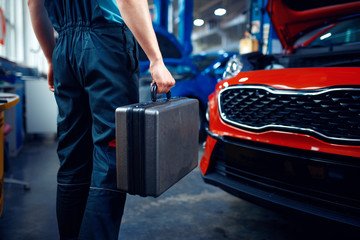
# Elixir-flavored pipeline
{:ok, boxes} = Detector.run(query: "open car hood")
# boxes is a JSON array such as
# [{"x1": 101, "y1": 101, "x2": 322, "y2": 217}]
[{"x1": 266, "y1": 0, "x2": 360, "y2": 50}]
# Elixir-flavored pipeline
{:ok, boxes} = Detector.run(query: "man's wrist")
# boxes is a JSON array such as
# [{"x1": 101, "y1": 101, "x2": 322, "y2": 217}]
[
  {"x1": 149, "y1": 56, "x2": 163, "y2": 65},
  {"x1": 149, "y1": 57, "x2": 165, "y2": 70}
]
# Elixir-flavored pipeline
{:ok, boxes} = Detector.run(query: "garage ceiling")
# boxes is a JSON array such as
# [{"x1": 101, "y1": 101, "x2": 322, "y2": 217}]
[
  {"x1": 193, "y1": 0, "x2": 247, "y2": 23},
  {"x1": 148, "y1": 0, "x2": 248, "y2": 26},
  {"x1": 148, "y1": 0, "x2": 249, "y2": 53}
]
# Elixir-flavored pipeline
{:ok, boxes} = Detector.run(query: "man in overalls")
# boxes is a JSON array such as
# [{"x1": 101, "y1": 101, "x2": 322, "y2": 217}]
[{"x1": 28, "y1": 0, "x2": 175, "y2": 239}]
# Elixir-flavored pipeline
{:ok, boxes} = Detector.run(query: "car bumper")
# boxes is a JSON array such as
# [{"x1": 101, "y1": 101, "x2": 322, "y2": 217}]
[{"x1": 201, "y1": 132, "x2": 360, "y2": 227}]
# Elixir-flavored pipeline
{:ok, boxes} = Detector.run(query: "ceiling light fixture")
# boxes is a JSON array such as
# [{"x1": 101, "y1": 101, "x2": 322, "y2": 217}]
[
  {"x1": 214, "y1": 8, "x2": 226, "y2": 16},
  {"x1": 193, "y1": 18, "x2": 204, "y2": 27},
  {"x1": 320, "y1": 32, "x2": 332, "y2": 40}
]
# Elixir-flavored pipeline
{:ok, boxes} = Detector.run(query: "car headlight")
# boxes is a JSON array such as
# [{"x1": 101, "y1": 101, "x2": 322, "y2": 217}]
[{"x1": 222, "y1": 56, "x2": 243, "y2": 80}]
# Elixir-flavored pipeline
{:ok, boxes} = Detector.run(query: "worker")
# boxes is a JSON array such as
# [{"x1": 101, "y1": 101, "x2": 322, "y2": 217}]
[{"x1": 27, "y1": 0, "x2": 175, "y2": 239}]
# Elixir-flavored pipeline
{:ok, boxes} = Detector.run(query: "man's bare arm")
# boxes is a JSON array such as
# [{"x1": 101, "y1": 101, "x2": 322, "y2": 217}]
[
  {"x1": 116, "y1": 0, "x2": 175, "y2": 94},
  {"x1": 28, "y1": 0, "x2": 56, "y2": 91}
]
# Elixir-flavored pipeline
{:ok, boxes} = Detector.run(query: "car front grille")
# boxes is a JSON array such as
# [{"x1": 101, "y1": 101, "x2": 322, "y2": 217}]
[{"x1": 218, "y1": 85, "x2": 360, "y2": 144}]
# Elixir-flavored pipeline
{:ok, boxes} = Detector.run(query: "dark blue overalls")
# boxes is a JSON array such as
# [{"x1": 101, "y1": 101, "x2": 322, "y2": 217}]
[{"x1": 44, "y1": 1, "x2": 139, "y2": 239}]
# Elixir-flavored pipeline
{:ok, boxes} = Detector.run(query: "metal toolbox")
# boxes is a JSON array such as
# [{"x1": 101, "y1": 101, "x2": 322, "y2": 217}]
[{"x1": 115, "y1": 94, "x2": 199, "y2": 197}]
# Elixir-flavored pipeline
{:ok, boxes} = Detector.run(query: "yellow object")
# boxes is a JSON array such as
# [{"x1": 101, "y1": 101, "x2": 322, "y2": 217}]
[
  {"x1": 0, "y1": 93, "x2": 19, "y2": 217},
  {"x1": 239, "y1": 38, "x2": 259, "y2": 54}
]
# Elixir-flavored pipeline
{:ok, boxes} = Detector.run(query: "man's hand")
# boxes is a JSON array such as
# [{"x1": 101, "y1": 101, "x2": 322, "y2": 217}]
[
  {"x1": 47, "y1": 61, "x2": 54, "y2": 92},
  {"x1": 150, "y1": 60, "x2": 175, "y2": 94}
]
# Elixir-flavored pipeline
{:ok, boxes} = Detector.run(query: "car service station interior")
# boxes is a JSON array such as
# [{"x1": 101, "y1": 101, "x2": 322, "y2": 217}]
[{"x1": 0, "y1": 0, "x2": 359, "y2": 239}]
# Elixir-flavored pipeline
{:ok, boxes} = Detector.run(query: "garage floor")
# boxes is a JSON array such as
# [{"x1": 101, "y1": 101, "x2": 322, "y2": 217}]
[{"x1": 0, "y1": 136, "x2": 359, "y2": 240}]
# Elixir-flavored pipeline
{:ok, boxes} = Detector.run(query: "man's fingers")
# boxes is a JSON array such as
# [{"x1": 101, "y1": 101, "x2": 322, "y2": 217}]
[
  {"x1": 156, "y1": 82, "x2": 172, "y2": 94},
  {"x1": 151, "y1": 80, "x2": 174, "y2": 94},
  {"x1": 149, "y1": 62, "x2": 176, "y2": 94}
]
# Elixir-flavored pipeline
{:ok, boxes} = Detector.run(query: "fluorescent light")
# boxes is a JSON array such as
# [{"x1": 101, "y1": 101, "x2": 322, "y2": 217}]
[
  {"x1": 214, "y1": 8, "x2": 226, "y2": 16},
  {"x1": 320, "y1": 32, "x2": 332, "y2": 40},
  {"x1": 193, "y1": 18, "x2": 204, "y2": 27}
]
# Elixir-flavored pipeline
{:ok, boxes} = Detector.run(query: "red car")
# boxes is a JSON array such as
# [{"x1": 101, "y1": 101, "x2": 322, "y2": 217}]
[{"x1": 201, "y1": 0, "x2": 360, "y2": 227}]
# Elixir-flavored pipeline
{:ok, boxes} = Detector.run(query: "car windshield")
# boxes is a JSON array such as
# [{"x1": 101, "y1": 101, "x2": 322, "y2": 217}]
[{"x1": 295, "y1": 16, "x2": 360, "y2": 48}]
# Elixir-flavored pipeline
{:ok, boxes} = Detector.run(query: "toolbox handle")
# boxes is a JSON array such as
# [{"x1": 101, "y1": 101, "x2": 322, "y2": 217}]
[{"x1": 151, "y1": 82, "x2": 172, "y2": 102}]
